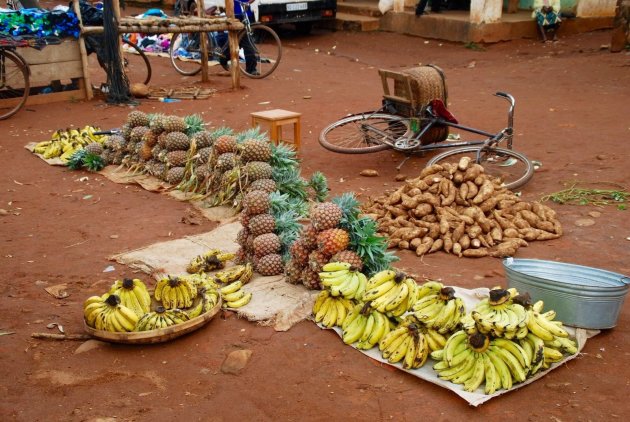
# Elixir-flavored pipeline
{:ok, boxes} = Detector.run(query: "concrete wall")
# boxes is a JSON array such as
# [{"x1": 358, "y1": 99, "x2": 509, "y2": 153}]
[{"x1": 577, "y1": 0, "x2": 617, "y2": 16}]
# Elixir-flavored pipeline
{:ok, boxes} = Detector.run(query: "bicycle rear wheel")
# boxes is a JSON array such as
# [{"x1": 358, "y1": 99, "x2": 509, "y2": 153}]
[
  {"x1": 239, "y1": 25, "x2": 281, "y2": 79},
  {"x1": 122, "y1": 39, "x2": 152, "y2": 85},
  {"x1": 426, "y1": 146, "x2": 534, "y2": 190},
  {"x1": 319, "y1": 112, "x2": 409, "y2": 154},
  {"x1": 0, "y1": 50, "x2": 30, "y2": 120},
  {"x1": 170, "y1": 32, "x2": 202, "y2": 76}
]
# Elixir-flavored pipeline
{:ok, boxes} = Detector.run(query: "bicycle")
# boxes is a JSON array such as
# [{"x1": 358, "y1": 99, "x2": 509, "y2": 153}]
[
  {"x1": 169, "y1": 0, "x2": 282, "y2": 79},
  {"x1": 319, "y1": 69, "x2": 534, "y2": 190}
]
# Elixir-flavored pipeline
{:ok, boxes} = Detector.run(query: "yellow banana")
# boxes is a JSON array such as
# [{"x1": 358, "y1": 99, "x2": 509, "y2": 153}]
[{"x1": 226, "y1": 292, "x2": 252, "y2": 308}]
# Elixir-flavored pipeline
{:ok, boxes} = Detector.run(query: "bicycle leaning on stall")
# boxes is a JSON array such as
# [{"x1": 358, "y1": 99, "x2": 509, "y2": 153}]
[
  {"x1": 319, "y1": 68, "x2": 534, "y2": 190},
  {"x1": 169, "y1": 0, "x2": 282, "y2": 79}
]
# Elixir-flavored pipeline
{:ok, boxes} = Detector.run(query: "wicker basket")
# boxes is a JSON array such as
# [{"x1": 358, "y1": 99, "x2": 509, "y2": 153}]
[{"x1": 393, "y1": 65, "x2": 449, "y2": 145}]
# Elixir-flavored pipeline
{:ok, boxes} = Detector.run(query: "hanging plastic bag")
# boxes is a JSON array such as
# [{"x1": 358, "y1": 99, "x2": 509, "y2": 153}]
[{"x1": 378, "y1": 0, "x2": 394, "y2": 14}]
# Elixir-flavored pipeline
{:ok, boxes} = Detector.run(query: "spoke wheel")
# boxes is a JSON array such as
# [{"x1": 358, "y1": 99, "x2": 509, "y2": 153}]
[
  {"x1": 426, "y1": 146, "x2": 534, "y2": 190},
  {"x1": 238, "y1": 25, "x2": 281, "y2": 79},
  {"x1": 319, "y1": 112, "x2": 410, "y2": 154},
  {"x1": 0, "y1": 51, "x2": 30, "y2": 120},
  {"x1": 122, "y1": 39, "x2": 152, "y2": 85}
]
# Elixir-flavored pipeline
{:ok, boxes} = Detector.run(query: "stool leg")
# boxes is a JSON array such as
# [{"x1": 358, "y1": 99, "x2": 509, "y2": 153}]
[
  {"x1": 270, "y1": 123, "x2": 279, "y2": 145},
  {"x1": 294, "y1": 119, "x2": 301, "y2": 152}
]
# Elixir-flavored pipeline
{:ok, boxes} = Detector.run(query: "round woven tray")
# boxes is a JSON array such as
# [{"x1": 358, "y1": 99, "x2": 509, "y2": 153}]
[
  {"x1": 396, "y1": 65, "x2": 449, "y2": 144},
  {"x1": 84, "y1": 298, "x2": 222, "y2": 345}
]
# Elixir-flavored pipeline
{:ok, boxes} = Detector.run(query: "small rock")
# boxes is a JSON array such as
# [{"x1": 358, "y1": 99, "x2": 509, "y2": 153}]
[
  {"x1": 109, "y1": 234, "x2": 119, "y2": 239},
  {"x1": 596, "y1": 154, "x2": 607, "y2": 160},
  {"x1": 221, "y1": 349, "x2": 253, "y2": 374},
  {"x1": 74, "y1": 339, "x2": 109, "y2": 354},
  {"x1": 473, "y1": 275, "x2": 484, "y2": 281},
  {"x1": 574, "y1": 218, "x2": 595, "y2": 227},
  {"x1": 35, "y1": 280, "x2": 48, "y2": 286},
  {"x1": 0, "y1": 209, "x2": 9, "y2": 216},
  {"x1": 394, "y1": 174, "x2": 407, "y2": 181},
  {"x1": 360, "y1": 169, "x2": 379, "y2": 177},
  {"x1": 588, "y1": 211, "x2": 601, "y2": 218}
]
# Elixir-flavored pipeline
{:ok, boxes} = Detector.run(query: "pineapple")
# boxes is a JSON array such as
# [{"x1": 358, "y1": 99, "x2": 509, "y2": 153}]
[
  {"x1": 214, "y1": 134, "x2": 237, "y2": 155},
  {"x1": 197, "y1": 146, "x2": 213, "y2": 164},
  {"x1": 139, "y1": 143, "x2": 153, "y2": 161},
  {"x1": 163, "y1": 115, "x2": 187, "y2": 133},
  {"x1": 243, "y1": 161, "x2": 273, "y2": 182},
  {"x1": 108, "y1": 135, "x2": 126, "y2": 152},
  {"x1": 84, "y1": 142, "x2": 103, "y2": 156},
  {"x1": 166, "y1": 150, "x2": 188, "y2": 167},
  {"x1": 100, "y1": 149, "x2": 111, "y2": 165},
  {"x1": 300, "y1": 224, "x2": 319, "y2": 249},
  {"x1": 256, "y1": 253, "x2": 284, "y2": 276},
  {"x1": 130, "y1": 126, "x2": 149, "y2": 143},
  {"x1": 308, "y1": 250, "x2": 329, "y2": 273},
  {"x1": 165, "y1": 132, "x2": 190, "y2": 151},
  {"x1": 248, "y1": 213, "x2": 276, "y2": 237},
  {"x1": 302, "y1": 268, "x2": 321, "y2": 290},
  {"x1": 192, "y1": 131, "x2": 213, "y2": 149},
  {"x1": 240, "y1": 213, "x2": 251, "y2": 228},
  {"x1": 195, "y1": 165, "x2": 209, "y2": 182},
  {"x1": 284, "y1": 259, "x2": 303, "y2": 284},
  {"x1": 331, "y1": 250, "x2": 363, "y2": 271},
  {"x1": 236, "y1": 227, "x2": 249, "y2": 247},
  {"x1": 216, "y1": 153, "x2": 237, "y2": 172},
  {"x1": 157, "y1": 132, "x2": 169, "y2": 149},
  {"x1": 142, "y1": 129, "x2": 158, "y2": 147},
  {"x1": 248, "y1": 178, "x2": 276, "y2": 193},
  {"x1": 234, "y1": 247, "x2": 249, "y2": 265},
  {"x1": 317, "y1": 228, "x2": 350, "y2": 256},
  {"x1": 166, "y1": 167, "x2": 185, "y2": 185},
  {"x1": 240, "y1": 138, "x2": 272, "y2": 163},
  {"x1": 121, "y1": 123, "x2": 133, "y2": 140},
  {"x1": 253, "y1": 233, "x2": 281, "y2": 257},
  {"x1": 245, "y1": 234, "x2": 256, "y2": 252},
  {"x1": 289, "y1": 239, "x2": 311, "y2": 266},
  {"x1": 184, "y1": 114, "x2": 205, "y2": 136},
  {"x1": 148, "y1": 113, "x2": 165, "y2": 134},
  {"x1": 311, "y1": 202, "x2": 342, "y2": 231},
  {"x1": 242, "y1": 190, "x2": 270, "y2": 216},
  {"x1": 127, "y1": 110, "x2": 149, "y2": 128}
]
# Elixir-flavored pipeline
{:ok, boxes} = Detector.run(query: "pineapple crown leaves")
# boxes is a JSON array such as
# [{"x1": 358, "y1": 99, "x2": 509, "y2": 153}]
[
  {"x1": 269, "y1": 143, "x2": 299, "y2": 171},
  {"x1": 273, "y1": 210, "x2": 302, "y2": 260},
  {"x1": 308, "y1": 171, "x2": 329, "y2": 202},
  {"x1": 272, "y1": 166, "x2": 309, "y2": 201},
  {"x1": 184, "y1": 114, "x2": 206, "y2": 136},
  {"x1": 331, "y1": 192, "x2": 361, "y2": 225},
  {"x1": 66, "y1": 149, "x2": 88, "y2": 170},
  {"x1": 82, "y1": 153, "x2": 106, "y2": 172},
  {"x1": 210, "y1": 126, "x2": 234, "y2": 139},
  {"x1": 269, "y1": 191, "x2": 309, "y2": 219},
  {"x1": 236, "y1": 127, "x2": 267, "y2": 143}
]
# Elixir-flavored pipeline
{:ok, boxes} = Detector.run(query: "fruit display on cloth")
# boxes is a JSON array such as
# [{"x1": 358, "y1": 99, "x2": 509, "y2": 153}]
[
  {"x1": 83, "y1": 277, "x2": 221, "y2": 333},
  {"x1": 32, "y1": 126, "x2": 106, "y2": 163},
  {"x1": 185, "y1": 250, "x2": 255, "y2": 309},
  {"x1": 362, "y1": 158, "x2": 563, "y2": 258},
  {"x1": 285, "y1": 193, "x2": 398, "y2": 289}
]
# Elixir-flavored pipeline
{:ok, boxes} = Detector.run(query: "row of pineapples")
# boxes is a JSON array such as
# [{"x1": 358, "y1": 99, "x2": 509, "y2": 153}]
[{"x1": 284, "y1": 194, "x2": 399, "y2": 290}]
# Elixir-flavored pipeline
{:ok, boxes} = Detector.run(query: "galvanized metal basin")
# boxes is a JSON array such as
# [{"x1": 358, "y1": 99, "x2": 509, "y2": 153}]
[{"x1": 503, "y1": 258, "x2": 630, "y2": 329}]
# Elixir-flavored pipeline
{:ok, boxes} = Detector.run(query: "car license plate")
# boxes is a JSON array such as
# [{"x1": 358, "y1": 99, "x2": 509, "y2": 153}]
[{"x1": 286, "y1": 2, "x2": 308, "y2": 11}]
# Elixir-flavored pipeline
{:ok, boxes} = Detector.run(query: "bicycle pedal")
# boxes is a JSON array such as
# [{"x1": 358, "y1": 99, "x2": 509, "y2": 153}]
[{"x1": 394, "y1": 139, "x2": 421, "y2": 150}]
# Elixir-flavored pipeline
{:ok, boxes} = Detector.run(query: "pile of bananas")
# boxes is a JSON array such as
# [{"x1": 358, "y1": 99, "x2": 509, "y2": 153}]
[
  {"x1": 379, "y1": 318, "x2": 431, "y2": 369},
  {"x1": 469, "y1": 288, "x2": 529, "y2": 339},
  {"x1": 211, "y1": 263, "x2": 254, "y2": 309},
  {"x1": 33, "y1": 126, "x2": 105, "y2": 162},
  {"x1": 362, "y1": 269, "x2": 419, "y2": 317},
  {"x1": 186, "y1": 287, "x2": 221, "y2": 318},
  {"x1": 318, "y1": 262, "x2": 367, "y2": 300},
  {"x1": 187, "y1": 249, "x2": 235, "y2": 273},
  {"x1": 400, "y1": 315, "x2": 449, "y2": 352},
  {"x1": 155, "y1": 276, "x2": 198, "y2": 309},
  {"x1": 84, "y1": 294, "x2": 139, "y2": 332},
  {"x1": 412, "y1": 281, "x2": 466, "y2": 334},
  {"x1": 108, "y1": 278, "x2": 152, "y2": 317},
  {"x1": 313, "y1": 290, "x2": 355, "y2": 329},
  {"x1": 342, "y1": 302, "x2": 392, "y2": 350},
  {"x1": 136, "y1": 307, "x2": 190, "y2": 331}
]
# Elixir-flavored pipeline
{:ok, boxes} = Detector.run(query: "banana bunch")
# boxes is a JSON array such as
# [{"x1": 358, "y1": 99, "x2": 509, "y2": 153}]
[
  {"x1": 313, "y1": 290, "x2": 356, "y2": 329},
  {"x1": 523, "y1": 298, "x2": 570, "y2": 343},
  {"x1": 471, "y1": 288, "x2": 528, "y2": 339},
  {"x1": 84, "y1": 294, "x2": 139, "y2": 332},
  {"x1": 179, "y1": 273, "x2": 219, "y2": 291},
  {"x1": 399, "y1": 315, "x2": 448, "y2": 352},
  {"x1": 412, "y1": 284, "x2": 466, "y2": 334},
  {"x1": 220, "y1": 276, "x2": 253, "y2": 309},
  {"x1": 155, "y1": 276, "x2": 198, "y2": 309},
  {"x1": 342, "y1": 302, "x2": 392, "y2": 350},
  {"x1": 108, "y1": 278, "x2": 151, "y2": 318},
  {"x1": 362, "y1": 270, "x2": 418, "y2": 316},
  {"x1": 213, "y1": 263, "x2": 253, "y2": 285},
  {"x1": 187, "y1": 249, "x2": 235, "y2": 273},
  {"x1": 186, "y1": 286, "x2": 221, "y2": 318},
  {"x1": 378, "y1": 320, "x2": 430, "y2": 369},
  {"x1": 33, "y1": 126, "x2": 105, "y2": 162},
  {"x1": 135, "y1": 306, "x2": 190, "y2": 331},
  {"x1": 318, "y1": 262, "x2": 367, "y2": 300},
  {"x1": 432, "y1": 331, "x2": 533, "y2": 393}
]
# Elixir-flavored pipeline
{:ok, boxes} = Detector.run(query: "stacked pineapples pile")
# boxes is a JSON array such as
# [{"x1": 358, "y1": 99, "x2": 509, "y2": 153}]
[{"x1": 285, "y1": 194, "x2": 398, "y2": 289}]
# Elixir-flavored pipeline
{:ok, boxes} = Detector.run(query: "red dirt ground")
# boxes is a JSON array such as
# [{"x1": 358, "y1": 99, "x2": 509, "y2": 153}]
[{"x1": 1, "y1": 15, "x2": 630, "y2": 421}]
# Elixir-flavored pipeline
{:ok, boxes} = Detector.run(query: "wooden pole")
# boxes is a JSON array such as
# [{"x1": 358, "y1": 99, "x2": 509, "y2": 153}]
[
  {"x1": 198, "y1": 2, "x2": 209, "y2": 82},
  {"x1": 71, "y1": 0, "x2": 94, "y2": 100},
  {"x1": 226, "y1": 0, "x2": 240, "y2": 89}
]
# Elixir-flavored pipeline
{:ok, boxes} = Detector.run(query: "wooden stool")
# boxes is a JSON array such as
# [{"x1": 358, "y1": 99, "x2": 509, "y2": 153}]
[{"x1": 251, "y1": 109, "x2": 302, "y2": 151}]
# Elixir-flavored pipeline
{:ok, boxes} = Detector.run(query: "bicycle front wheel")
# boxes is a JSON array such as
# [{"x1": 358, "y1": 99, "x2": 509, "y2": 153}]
[
  {"x1": 122, "y1": 39, "x2": 152, "y2": 85},
  {"x1": 426, "y1": 146, "x2": 534, "y2": 190},
  {"x1": 239, "y1": 25, "x2": 281, "y2": 79},
  {"x1": 0, "y1": 50, "x2": 30, "y2": 120},
  {"x1": 169, "y1": 32, "x2": 202, "y2": 76},
  {"x1": 319, "y1": 112, "x2": 410, "y2": 154}
]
